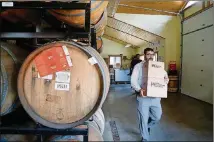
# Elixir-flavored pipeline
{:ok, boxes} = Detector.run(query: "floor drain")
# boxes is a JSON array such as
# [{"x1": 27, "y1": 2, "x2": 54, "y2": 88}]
[{"x1": 109, "y1": 121, "x2": 120, "y2": 141}]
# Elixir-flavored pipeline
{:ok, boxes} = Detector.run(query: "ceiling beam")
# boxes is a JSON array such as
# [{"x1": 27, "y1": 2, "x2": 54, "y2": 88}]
[
  {"x1": 103, "y1": 34, "x2": 140, "y2": 48},
  {"x1": 106, "y1": 25, "x2": 153, "y2": 44},
  {"x1": 181, "y1": 1, "x2": 200, "y2": 13},
  {"x1": 179, "y1": 1, "x2": 189, "y2": 13},
  {"x1": 108, "y1": 16, "x2": 165, "y2": 39},
  {"x1": 118, "y1": 4, "x2": 179, "y2": 15}
]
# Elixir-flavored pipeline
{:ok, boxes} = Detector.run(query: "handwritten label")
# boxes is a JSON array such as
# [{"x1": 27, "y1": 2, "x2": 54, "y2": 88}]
[
  {"x1": 46, "y1": 94, "x2": 61, "y2": 103},
  {"x1": 56, "y1": 108, "x2": 64, "y2": 120},
  {"x1": 151, "y1": 82, "x2": 165, "y2": 88},
  {"x1": 56, "y1": 71, "x2": 70, "y2": 83},
  {"x1": 151, "y1": 64, "x2": 162, "y2": 68},
  {"x1": 55, "y1": 83, "x2": 70, "y2": 91}
]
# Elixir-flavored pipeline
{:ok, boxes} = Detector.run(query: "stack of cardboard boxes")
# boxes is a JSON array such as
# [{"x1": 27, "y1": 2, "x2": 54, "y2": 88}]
[{"x1": 142, "y1": 61, "x2": 168, "y2": 98}]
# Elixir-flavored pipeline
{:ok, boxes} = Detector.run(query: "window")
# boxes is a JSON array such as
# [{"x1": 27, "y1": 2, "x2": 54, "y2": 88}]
[{"x1": 109, "y1": 55, "x2": 122, "y2": 68}]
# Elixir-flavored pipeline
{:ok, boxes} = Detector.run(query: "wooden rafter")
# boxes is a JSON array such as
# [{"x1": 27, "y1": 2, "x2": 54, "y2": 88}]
[
  {"x1": 104, "y1": 17, "x2": 165, "y2": 48},
  {"x1": 116, "y1": 1, "x2": 187, "y2": 16},
  {"x1": 103, "y1": 34, "x2": 140, "y2": 48}
]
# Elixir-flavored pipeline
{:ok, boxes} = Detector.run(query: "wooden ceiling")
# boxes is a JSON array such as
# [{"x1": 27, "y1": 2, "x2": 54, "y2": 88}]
[
  {"x1": 104, "y1": 1, "x2": 187, "y2": 47},
  {"x1": 115, "y1": 1, "x2": 187, "y2": 16}
]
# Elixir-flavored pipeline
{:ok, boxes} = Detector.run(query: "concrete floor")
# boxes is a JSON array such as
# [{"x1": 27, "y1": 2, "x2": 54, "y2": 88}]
[{"x1": 102, "y1": 84, "x2": 213, "y2": 141}]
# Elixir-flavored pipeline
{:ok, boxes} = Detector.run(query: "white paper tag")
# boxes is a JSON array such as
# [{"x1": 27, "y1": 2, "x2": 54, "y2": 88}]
[
  {"x1": 62, "y1": 45, "x2": 73, "y2": 67},
  {"x1": 38, "y1": 73, "x2": 53, "y2": 80},
  {"x1": 88, "y1": 57, "x2": 98, "y2": 65},
  {"x1": 55, "y1": 83, "x2": 70, "y2": 91},
  {"x1": 66, "y1": 56, "x2": 73, "y2": 67},
  {"x1": 2, "y1": 2, "x2": 13, "y2": 7},
  {"x1": 62, "y1": 45, "x2": 70, "y2": 56},
  {"x1": 56, "y1": 71, "x2": 70, "y2": 83}
]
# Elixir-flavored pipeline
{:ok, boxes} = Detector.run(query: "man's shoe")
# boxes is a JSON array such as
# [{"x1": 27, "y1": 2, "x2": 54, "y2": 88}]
[{"x1": 141, "y1": 138, "x2": 147, "y2": 142}]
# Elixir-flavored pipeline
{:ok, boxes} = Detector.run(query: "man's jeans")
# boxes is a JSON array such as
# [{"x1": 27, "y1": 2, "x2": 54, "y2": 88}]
[{"x1": 136, "y1": 96, "x2": 162, "y2": 141}]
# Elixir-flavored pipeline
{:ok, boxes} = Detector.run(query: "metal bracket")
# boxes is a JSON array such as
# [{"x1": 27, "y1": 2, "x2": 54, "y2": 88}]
[
  {"x1": 0, "y1": 122, "x2": 89, "y2": 142},
  {"x1": 91, "y1": 27, "x2": 97, "y2": 50},
  {"x1": 0, "y1": 1, "x2": 92, "y2": 39}
]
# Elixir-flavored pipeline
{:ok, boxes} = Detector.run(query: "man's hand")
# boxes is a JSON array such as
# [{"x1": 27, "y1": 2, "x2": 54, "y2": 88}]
[
  {"x1": 140, "y1": 89, "x2": 146, "y2": 97},
  {"x1": 164, "y1": 75, "x2": 169, "y2": 84}
]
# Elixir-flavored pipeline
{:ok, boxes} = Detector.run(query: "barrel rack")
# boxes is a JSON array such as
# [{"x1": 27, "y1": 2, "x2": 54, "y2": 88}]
[
  {"x1": 0, "y1": 1, "x2": 98, "y2": 50},
  {"x1": 0, "y1": 1, "x2": 98, "y2": 141}
]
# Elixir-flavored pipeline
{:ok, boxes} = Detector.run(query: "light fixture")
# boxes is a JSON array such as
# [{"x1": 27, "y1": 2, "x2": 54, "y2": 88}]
[
  {"x1": 185, "y1": 1, "x2": 198, "y2": 9},
  {"x1": 124, "y1": 44, "x2": 132, "y2": 48}
]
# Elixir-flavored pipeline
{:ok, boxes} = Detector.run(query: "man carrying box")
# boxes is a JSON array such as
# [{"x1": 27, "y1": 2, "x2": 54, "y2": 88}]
[{"x1": 131, "y1": 48, "x2": 169, "y2": 141}]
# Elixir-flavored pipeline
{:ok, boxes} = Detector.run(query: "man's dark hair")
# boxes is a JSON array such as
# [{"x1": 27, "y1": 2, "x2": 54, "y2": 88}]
[
  {"x1": 144, "y1": 48, "x2": 154, "y2": 55},
  {"x1": 135, "y1": 54, "x2": 140, "y2": 57}
]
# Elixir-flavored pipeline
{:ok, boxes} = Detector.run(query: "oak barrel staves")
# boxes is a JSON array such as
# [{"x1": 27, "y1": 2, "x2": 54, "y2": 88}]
[
  {"x1": 1, "y1": 42, "x2": 29, "y2": 116},
  {"x1": 96, "y1": 37, "x2": 103, "y2": 53},
  {"x1": 91, "y1": 108, "x2": 105, "y2": 134},
  {"x1": 49, "y1": 121, "x2": 103, "y2": 141},
  {"x1": 48, "y1": 1, "x2": 108, "y2": 28},
  {"x1": 17, "y1": 41, "x2": 110, "y2": 129},
  {"x1": 94, "y1": 9, "x2": 107, "y2": 37}
]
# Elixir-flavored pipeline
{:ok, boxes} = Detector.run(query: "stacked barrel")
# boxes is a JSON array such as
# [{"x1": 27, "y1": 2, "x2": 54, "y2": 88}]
[
  {"x1": 0, "y1": 1, "x2": 109, "y2": 141},
  {"x1": 47, "y1": 0, "x2": 107, "y2": 52},
  {"x1": 1, "y1": 42, "x2": 29, "y2": 116}
]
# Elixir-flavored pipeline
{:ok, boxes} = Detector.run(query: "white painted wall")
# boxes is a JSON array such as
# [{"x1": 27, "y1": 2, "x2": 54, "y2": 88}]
[
  {"x1": 181, "y1": 7, "x2": 214, "y2": 104},
  {"x1": 114, "y1": 13, "x2": 181, "y2": 70},
  {"x1": 101, "y1": 37, "x2": 137, "y2": 68},
  {"x1": 115, "y1": 13, "x2": 173, "y2": 35}
]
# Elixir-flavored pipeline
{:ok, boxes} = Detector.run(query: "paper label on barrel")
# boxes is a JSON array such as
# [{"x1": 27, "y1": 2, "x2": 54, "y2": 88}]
[
  {"x1": 55, "y1": 83, "x2": 70, "y2": 91},
  {"x1": 62, "y1": 45, "x2": 73, "y2": 67},
  {"x1": 56, "y1": 71, "x2": 70, "y2": 83},
  {"x1": 88, "y1": 57, "x2": 98, "y2": 65},
  {"x1": 34, "y1": 46, "x2": 70, "y2": 77},
  {"x1": 66, "y1": 56, "x2": 73, "y2": 67},
  {"x1": 38, "y1": 73, "x2": 53, "y2": 80},
  {"x1": 62, "y1": 45, "x2": 70, "y2": 56},
  {"x1": 2, "y1": 2, "x2": 14, "y2": 7}
]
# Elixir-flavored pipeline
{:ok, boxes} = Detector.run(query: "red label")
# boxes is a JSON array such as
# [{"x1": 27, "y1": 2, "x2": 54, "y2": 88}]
[{"x1": 34, "y1": 46, "x2": 70, "y2": 77}]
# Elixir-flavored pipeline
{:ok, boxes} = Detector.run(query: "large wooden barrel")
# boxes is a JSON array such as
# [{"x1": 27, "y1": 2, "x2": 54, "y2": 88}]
[
  {"x1": 73, "y1": 37, "x2": 103, "y2": 53},
  {"x1": 168, "y1": 75, "x2": 178, "y2": 92},
  {"x1": 17, "y1": 41, "x2": 110, "y2": 129},
  {"x1": 95, "y1": 10, "x2": 107, "y2": 37},
  {"x1": 91, "y1": 108, "x2": 105, "y2": 134},
  {"x1": 49, "y1": 122, "x2": 103, "y2": 141},
  {"x1": 1, "y1": 9, "x2": 40, "y2": 25},
  {"x1": 0, "y1": 42, "x2": 29, "y2": 116},
  {"x1": 48, "y1": 1, "x2": 108, "y2": 28}
]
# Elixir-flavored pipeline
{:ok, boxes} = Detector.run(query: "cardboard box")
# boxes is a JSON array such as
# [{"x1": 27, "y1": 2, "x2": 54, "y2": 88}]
[
  {"x1": 142, "y1": 61, "x2": 167, "y2": 98},
  {"x1": 143, "y1": 61, "x2": 165, "y2": 78},
  {"x1": 142, "y1": 77, "x2": 168, "y2": 98}
]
